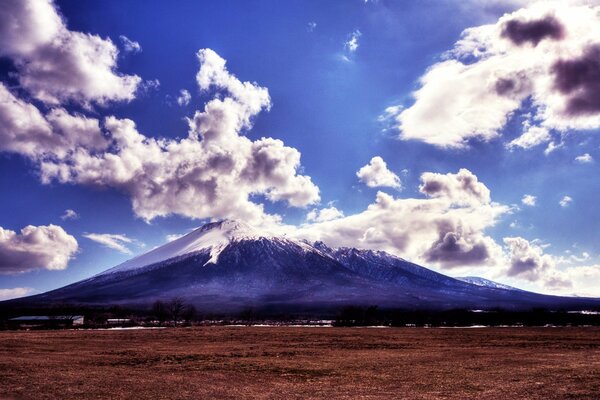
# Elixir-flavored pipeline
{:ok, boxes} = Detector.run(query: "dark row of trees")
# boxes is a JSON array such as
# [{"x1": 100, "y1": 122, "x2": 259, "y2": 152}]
[
  {"x1": 151, "y1": 298, "x2": 196, "y2": 326},
  {"x1": 333, "y1": 306, "x2": 600, "y2": 327},
  {"x1": 2, "y1": 301, "x2": 600, "y2": 329}
]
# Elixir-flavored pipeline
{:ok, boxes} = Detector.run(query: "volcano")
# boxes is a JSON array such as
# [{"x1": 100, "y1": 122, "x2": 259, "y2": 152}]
[{"x1": 6, "y1": 220, "x2": 599, "y2": 312}]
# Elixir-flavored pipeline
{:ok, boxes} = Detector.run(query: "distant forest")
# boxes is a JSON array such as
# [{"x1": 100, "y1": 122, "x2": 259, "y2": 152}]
[{"x1": 1, "y1": 301, "x2": 599, "y2": 329}]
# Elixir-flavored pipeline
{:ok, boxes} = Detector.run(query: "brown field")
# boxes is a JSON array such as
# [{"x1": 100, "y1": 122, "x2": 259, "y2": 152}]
[{"x1": 0, "y1": 327, "x2": 598, "y2": 400}]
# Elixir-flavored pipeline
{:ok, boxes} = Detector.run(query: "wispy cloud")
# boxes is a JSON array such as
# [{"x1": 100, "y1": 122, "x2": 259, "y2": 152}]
[
  {"x1": 60, "y1": 209, "x2": 79, "y2": 220},
  {"x1": 559, "y1": 195, "x2": 572, "y2": 208},
  {"x1": 176, "y1": 89, "x2": 191, "y2": 106},
  {"x1": 119, "y1": 35, "x2": 142, "y2": 53},
  {"x1": 344, "y1": 29, "x2": 362, "y2": 54},
  {"x1": 83, "y1": 233, "x2": 139, "y2": 254},
  {"x1": 575, "y1": 153, "x2": 593, "y2": 164}
]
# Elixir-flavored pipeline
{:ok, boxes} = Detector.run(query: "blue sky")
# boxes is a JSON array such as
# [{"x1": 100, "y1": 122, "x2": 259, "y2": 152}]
[{"x1": 1, "y1": 0, "x2": 600, "y2": 299}]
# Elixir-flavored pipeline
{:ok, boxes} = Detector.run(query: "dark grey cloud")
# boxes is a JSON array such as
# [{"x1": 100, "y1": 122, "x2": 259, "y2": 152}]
[
  {"x1": 494, "y1": 72, "x2": 532, "y2": 97},
  {"x1": 506, "y1": 256, "x2": 538, "y2": 277},
  {"x1": 501, "y1": 15, "x2": 564, "y2": 46},
  {"x1": 424, "y1": 231, "x2": 490, "y2": 268},
  {"x1": 552, "y1": 44, "x2": 600, "y2": 116}
]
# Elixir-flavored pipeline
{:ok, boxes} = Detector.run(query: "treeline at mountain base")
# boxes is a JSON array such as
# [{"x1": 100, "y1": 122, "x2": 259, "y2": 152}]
[
  {"x1": 0, "y1": 301, "x2": 599, "y2": 330},
  {"x1": 332, "y1": 306, "x2": 600, "y2": 327}
]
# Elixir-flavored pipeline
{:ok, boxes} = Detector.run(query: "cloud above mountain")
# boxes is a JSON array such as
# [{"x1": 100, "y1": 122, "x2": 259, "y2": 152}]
[
  {"x1": 356, "y1": 156, "x2": 402, "y2": 189},
  {"x1": 0, "y1": 0, "x2": 141, "y2": 106},
  {"x1": 0, "y1": 0, "x2": 319, "y2": 226},
  {"x1": 390, "y1": 1, "x2": 600, "y2": 149},
  {"x1": 83, "y1": 233, "x2": 136, "y2": 255},
  {"x1": 0, "y1": 224, "x2": 78, "y2": 274},
  {"x1": 296, "y1": 168, "x2": 507, "y2": 270}
]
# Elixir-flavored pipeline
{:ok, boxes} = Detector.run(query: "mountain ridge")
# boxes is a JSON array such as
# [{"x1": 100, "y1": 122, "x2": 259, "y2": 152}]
[{"x1": 4, "y1": 219, "x2": 600, "y2": 312}]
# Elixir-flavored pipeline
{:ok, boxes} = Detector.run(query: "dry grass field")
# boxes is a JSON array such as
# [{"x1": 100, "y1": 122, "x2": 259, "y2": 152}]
[{"x1": 0, "y1": 326, "x2": 598, "y2": 399}]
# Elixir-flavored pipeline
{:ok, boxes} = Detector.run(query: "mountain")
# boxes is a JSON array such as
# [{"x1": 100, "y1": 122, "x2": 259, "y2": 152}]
[{"x1": 5, "y1": 220, "x2": 599, "y2": 313}]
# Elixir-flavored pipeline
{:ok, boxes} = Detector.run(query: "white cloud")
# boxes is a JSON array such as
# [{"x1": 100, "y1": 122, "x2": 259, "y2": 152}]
[
  {"x1": 176, "y1": 89, "x2": 191, "y2": 106},
  {"x1": 0, "y1": 83, "x2": 109, "y2": 159},
  {"x1": 61, "y1": 209, "x2": 79, "y2": 220},
  {"x1": 83, "y1": 233, "x2": 135, "y2": 254},
  {"x1": 0, "y1": 224, "x2": 78, "y2": 274},
  {"x1": 553, "y1": 264, "x2": 600, "y2": 297},
  {"x1": 0, "y1": 0, "x2": 141, "y2": 106},
  {"x1": 307, "y1": 22, "x2": 317, "y2": 32},
  {"x1": 356, "y1": 156, "x2": 401, "y2": 189},
  {"x1": 165, "y1": 233, "x2": 185, "y2": 242},
  {"x1": 391, "y1": 1, "x2": 600, "y2": 148},
  {"x1": 295, "y1": 168, "x2": 508, "y2": 269},
  {"x1": 119, "y1": 35, "x2": 141, "y2": 53},
  {"x1": 306, "y1": 206, "x2": 344, "y2": 223},
  {"x1": 559, "y1": 195, "x2": 572, "y2": 207},
  {"x1": 544, "y1": 140, "x2": 563, "y2": 155},
  {"x1": 344, "y1": 30, "x2": 362, "y2": 53},
  {"x1": 31, "y1": 49, "x2": 319, "y2": 225},
  {"x1": 0, "y1": 287, "x2": 33, "y2": 301},
  {"x1": 575, "y1": 153, "x2": 593, "y2": 163},
  {"x1": 507, "y1": 125, "x2": 550, "y2": 149},
  {"x1": 521, "y1": 194, "x2": 536, "y2": 206}
]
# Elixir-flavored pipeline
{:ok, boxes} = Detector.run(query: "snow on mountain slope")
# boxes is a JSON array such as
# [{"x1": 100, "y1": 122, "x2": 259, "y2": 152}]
[
  {"x1": 98, "y1": 220, "x2": 276, "y2": 275},
  {"x1": 456, "y1": 276, "x2": 522, "y2": 291}
]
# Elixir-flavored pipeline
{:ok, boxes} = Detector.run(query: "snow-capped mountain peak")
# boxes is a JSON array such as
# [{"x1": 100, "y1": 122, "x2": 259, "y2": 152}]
[{"x1": 99, "y1": 219, "x2": 274, "y2": 275}]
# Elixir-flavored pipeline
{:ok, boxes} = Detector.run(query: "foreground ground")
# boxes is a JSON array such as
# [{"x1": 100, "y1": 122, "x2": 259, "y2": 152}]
[{"x1": 0, "y1": 327, "x2": 598, "y2": 399}]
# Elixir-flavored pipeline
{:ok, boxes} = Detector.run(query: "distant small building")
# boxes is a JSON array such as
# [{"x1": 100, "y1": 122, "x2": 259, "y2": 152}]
[
  {"x1": 106, "y1": 318, "x2": 131, "y2": 325},
  {"x1": 8, "y1": 315, "x2": 84, "y2": 329}
]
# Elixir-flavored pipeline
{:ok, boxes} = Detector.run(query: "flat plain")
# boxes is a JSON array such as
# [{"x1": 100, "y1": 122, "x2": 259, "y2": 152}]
[{"x1": 0, "y1": 326, "x2": 598, "y2": 399}]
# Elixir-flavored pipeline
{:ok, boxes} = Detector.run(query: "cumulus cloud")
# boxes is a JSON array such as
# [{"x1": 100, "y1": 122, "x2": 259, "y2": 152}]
[
  {"x1": 61, "y1": 209, "x2": 79, "y2": 220},
  {"x1": 0, "y1": 0, "x2": 141, "y2": 106},
  {"x1": 83, "y1": 233, "x2": 135, "y2": 254},
  {"x1": 419, "y1": 168, "x2": 490, "y2": 206},
  {"x1": 119, "y1": 35, "x2": 141, "y2": 53},
  {"x1": 501, "y1": 236, "x2": 579, "y2": 291},
  {"x1": 0, "y1": 48, "x2": 319, "y2": 225},
  {"x1": 575, "y1": 153, "x2": 593, "y2": 163},
  {"x1": 391, "y1": 1, "x2": 600, "y2": 148},
  {"x1": 295, "y1": 168, "x2": 507, "y2": 269},
  {"x1": 521, "y1": 194, "x2": 536, "y2": 206},
  {"x1": 559, "y1": 195, "x2": 572, "y2": 207},
  {"x1": 0, "y1": 287, "x2": 34, "y2": 301},
  {"x1": 176, "y1": 89, "x2": 191, "y2": 106},
  {"x1": 356, "y1": 156, "x2": 401, "y2": 189},
  {"x1": 306, "y1": 206, "x2": 344, "y2": 223},
  {"x1": 0, "y1": 224, "x2": 78, "y2": 274},
  {"x1": 503, "y1": 236, "x2": 554, "y2": 280},
  {"x1": 0, "y1": 83, "x2": 108, "y2": 159}
]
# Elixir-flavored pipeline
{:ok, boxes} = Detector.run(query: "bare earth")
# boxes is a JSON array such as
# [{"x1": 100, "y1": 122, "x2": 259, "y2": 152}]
[{"x1": 0, "y1": 327, "x2": 598, "y2": 399}]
